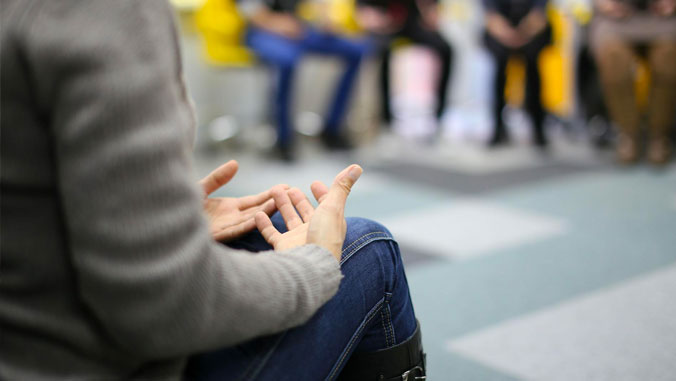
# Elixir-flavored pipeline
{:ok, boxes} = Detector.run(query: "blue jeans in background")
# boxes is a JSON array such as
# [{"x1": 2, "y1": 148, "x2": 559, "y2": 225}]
[
  {"x1": 245, "y1": 27, "x2": 372, "y2": 146},
  {"x1": 185, "y1": 215, "x2": 418, "y2": 380}
]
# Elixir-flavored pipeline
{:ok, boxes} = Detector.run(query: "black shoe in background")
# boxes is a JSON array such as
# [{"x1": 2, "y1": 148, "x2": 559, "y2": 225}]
[
  {"x1": 272, "y1": 143, "x2": 295, "y2": 163},
  {"x1": 488, "y1": 127, "x2": 510, "y2": 148},
  {"x1": 533, "y1": 130, "x2": 549, "y2": 148},
  {"x1": 320, "y1": 130, "x2": 353, "y2": 151}
]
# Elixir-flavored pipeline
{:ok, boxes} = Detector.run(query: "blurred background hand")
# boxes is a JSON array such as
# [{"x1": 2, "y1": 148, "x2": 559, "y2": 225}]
[
  {"x1": 486, "y1": 12, "x2": 526, "y2": 48},
  {"x1": 518, "y1": 10, "x2": 548, "y2": 41},
  {"x1": 596, "y1": 0, "x2": 635, "y2": 19},
  {"x1": 651, "y1": 0, "x2": 676, "y2": 16}
]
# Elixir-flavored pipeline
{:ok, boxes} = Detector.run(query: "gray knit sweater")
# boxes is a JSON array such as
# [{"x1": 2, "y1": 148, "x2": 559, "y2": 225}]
[{"x1": 0, "y1": 1, "x2": 342, "y2": 379}]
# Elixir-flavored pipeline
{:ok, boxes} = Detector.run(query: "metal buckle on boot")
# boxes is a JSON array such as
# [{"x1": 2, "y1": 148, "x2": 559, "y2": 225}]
[{"x1": 401, "y1": 366, "x2": 425, "y2": 381}]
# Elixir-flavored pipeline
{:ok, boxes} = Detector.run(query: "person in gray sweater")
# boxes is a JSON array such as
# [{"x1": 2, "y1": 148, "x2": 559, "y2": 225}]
[{"x1": 0, "y1": 0, "x2": 425, "y2": 380}]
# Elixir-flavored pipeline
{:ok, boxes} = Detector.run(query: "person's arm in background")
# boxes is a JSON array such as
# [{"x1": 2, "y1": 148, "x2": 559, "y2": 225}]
[
  {"x1": 650, "y1": 0, "x2": 676, "y2": 16},
  {"x1": 246, "y1": 0, "x2": 305, "y2": 38},
  {"x1": 415, "y1": 0, "x2": 441, "y2": 30},
  {"x1": 23, "y1": 0, "x2": 342, "y2": 359},
  {"x1": 483, "y1": 0, "x2": 526, "y2": 47},
  {"x1": 355, "y1": 0, "x2": 398, "y2": 35},
  {"x1": 594, "y1": 0, "x2": 636, "y2": 18},
  {"x1": 517, "y1": 0, "x2": 548, "y2": 42}
]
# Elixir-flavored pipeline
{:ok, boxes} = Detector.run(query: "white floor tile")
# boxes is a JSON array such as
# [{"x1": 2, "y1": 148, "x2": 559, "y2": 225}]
[{"x1": 380, "y1": 200, "x2": 567, "y2": 259}]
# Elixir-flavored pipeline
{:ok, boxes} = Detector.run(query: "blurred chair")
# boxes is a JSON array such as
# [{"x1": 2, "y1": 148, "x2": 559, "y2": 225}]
[
  {"x1": 298, "y1": 0, "x2": 363, "y2": 35},
  {"x1": 195, "y1": 0, "x2": 254, "y2": 66}
]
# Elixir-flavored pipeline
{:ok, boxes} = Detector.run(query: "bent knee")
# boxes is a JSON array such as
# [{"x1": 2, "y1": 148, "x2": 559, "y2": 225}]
[
  {"x1": 345, "y1": 217, "x2": 392, "y2": 240},
  {"x1": 650, "y1": 42, "x2": 676, "y2": 81},
  {"x1": 594, "y1": 42, "x2": 634, "y2": 68},
  {"x1": 342, "y1": 217, "x2": 396, "y2": 263}
]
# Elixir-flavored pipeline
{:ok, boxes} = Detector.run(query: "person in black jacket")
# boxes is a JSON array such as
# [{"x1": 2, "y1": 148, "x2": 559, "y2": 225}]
[
  {"x1": 357, "y1": 0, "x2": 453, "y2": 130},
  {"x1": 483, "y1": 0, "x2": 552, "y2": 147}
]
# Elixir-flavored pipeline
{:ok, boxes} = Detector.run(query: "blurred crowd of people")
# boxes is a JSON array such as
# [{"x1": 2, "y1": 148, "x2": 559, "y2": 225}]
[{"x1": 200, "y1": 0, "x2": 676, "y2": 165}]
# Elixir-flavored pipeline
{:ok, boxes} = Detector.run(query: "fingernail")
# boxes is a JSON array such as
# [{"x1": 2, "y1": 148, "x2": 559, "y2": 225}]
[{"x1": 348, "y1": 165, "x2": 362, "y2": 181}]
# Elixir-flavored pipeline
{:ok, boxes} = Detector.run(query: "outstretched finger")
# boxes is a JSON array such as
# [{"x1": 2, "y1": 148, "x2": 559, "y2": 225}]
[
  {"x1": 325, "y1": 164, "x2": 362, "y2": 206},
  {"x1": 272, "y1": 185, "x2": 304, "y2": 229},
  {"x1": 240, "y1": 198, "x2": 277, "y2": 222},
  {"x1": 200, "y1": 160, "x2": 238, "y2": 196},
  {"x1": 288, "y1": 188, "x2": 315, "y2": 222},
  {"x1": 260, "y1": 198, "x2": 277, "y2": 216},
  {"x1": 238, "y1": 185, "x2": 287, "y2": 209},
  {"x1": 255, "y1": 212, "x2": 282, "y2": 246},
  {"x1": 311, "y1": 181, "x2": 330, "y2": 204},
  {"x1": 213, "y1": 218, "x2": 256, "y2": 242}
]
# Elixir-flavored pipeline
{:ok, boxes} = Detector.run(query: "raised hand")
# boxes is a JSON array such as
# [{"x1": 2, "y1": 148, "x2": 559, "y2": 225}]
[
  {"x1": 255, "y1": 164, "x2": 363, "y2": 261},
  {"x1": 200, "y1": 160, "x2": 280, "y2": 242}
]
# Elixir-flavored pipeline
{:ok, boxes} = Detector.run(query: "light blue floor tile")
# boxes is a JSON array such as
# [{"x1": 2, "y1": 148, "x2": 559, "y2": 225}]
[{"x1": 448, "y1": 264, "x2": 676, "y2": 381}]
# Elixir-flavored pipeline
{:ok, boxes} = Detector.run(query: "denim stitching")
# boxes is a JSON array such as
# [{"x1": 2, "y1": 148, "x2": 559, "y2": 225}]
[
  {"x1": 342, "y1": 231, "x2": 390, "y2": 256},
  {"x1": 326, "y1": 297, "x2": 386, "y2": 381},
  {"x1": 340, "y1": 232, "x2": 393, "y2": 266},
  {"x1": 385, "y1": 304, "x2": 396, "y2": 345},
  {"x1": 380, "y1": 309, "x2": 391, "y2": 347}
]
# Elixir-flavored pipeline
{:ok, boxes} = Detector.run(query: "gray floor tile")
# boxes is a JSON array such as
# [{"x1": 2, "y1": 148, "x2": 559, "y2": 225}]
[{"x1": 372, "y1": 160, "x2": 607, "y2": 195}]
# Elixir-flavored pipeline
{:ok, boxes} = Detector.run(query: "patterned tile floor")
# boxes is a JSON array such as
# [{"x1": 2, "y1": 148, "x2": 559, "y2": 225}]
[{"x1": 193, "y1": 135, "x2": 676, "y2": 380}]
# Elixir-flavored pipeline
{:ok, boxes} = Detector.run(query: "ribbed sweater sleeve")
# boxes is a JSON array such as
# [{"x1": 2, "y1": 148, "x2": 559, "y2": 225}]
[{"x1": 18, "y1": 0, "x2": 342, "y2": 358}]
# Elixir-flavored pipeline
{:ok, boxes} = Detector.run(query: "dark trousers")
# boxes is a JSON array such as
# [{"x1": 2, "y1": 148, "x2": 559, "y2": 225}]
[
  {"x1": 380, "y1": 25, "x2": 453, "y2": 124},
  {"x1": 484, "y1": 25, "x2": 551, "y2": 139}
]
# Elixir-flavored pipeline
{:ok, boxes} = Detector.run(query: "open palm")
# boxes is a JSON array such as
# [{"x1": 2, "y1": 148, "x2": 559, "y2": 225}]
[
  {"x1": 255, "y1": 165, "x2": 362, "y2": 260},
  {"x1": 200, "y1": 160, "x2": 280, "y2": 242}
]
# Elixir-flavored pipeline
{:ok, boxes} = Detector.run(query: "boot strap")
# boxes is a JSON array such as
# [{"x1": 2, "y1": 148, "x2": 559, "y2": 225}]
[
  {"x1": 384, "y1": 360, "x2": 426, "y2": 381},
  {"x1": 337, "y1": 321, "x2": 426, "y2": 381}
]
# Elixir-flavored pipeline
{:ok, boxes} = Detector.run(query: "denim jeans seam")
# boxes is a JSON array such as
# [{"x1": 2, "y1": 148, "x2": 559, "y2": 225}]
[
  {"x1": 340, "y1": 232, "x2": 393, "y2": 266},
  {"x1": 380, "y1": 309, "x2": 391, "y2": 347},
  {"x1": 385, "y1": 304, "x2": 396, "y2": 345},
  {"x1": 341, "y1": 231, "x2": 389, "y2": 255},
  {"x1": 239, "y1": 331, "x2": 288, "y2": 381},
  {"x1": 326, "y1": 297, "x2": 386, "y2": 381}
]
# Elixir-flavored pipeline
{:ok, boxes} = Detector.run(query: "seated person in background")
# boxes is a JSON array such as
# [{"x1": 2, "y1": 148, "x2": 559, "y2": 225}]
[
  {"x1": 482, "y1": 0, "x2": 551, "y2": 148},
  {"x1": 243, "y1": 0, "x2": 371, "y2": 161},
  {"x1": 0, "y1": 1, "x2": 425, "y2": 380},
  {"x1": 590, "y1": 0, "x2": 676, "y2": 165},
  {"x1": 357, "y1": 0, "x2": 453, "y2": 130}
]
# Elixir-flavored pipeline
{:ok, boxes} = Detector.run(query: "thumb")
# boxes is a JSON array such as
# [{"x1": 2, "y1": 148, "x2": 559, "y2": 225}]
[{"x1": 325, "y1": 164, "x2": 363, "y2": 206}]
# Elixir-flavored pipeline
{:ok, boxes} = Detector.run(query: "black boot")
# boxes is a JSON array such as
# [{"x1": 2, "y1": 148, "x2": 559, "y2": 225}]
[
  {"x1": 271, "y1": 143, "x2": 295, "y2": 163},
  {"x1": 320, "y1": 129, "x2": 353, "y2": 151},
  {"x1": 488, "y1": 124, "x2": 509, "y2": 148},
  {"x1": 337, "y1": 321, "x2": 426, "y2": 381},
  {"x1": 532, "y1": 124, "x2": 548, "y2": 149}
]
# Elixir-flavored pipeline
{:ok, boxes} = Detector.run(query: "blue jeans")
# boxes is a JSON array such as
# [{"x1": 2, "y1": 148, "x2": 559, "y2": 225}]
[
  {"x1": 185, "y1": 216, "x2": 417, "y2": 380},
  {"x1": 245, "y1": 26, "x2": 372, "y2": 146}
]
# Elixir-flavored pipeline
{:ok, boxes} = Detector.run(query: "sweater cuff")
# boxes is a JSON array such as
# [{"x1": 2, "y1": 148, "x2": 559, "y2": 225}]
[{"x1": 278, "y1": 244, "x2": 344, "y2": 307}]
